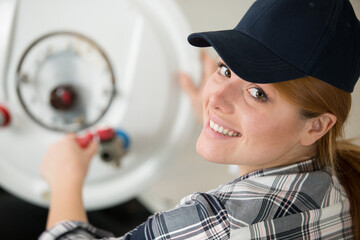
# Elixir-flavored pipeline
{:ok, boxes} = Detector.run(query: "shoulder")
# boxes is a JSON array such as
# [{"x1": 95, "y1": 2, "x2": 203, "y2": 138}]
[
  {"x1": 209, "y1": 166, "x2": 347, "y2": 226},
  {"x1": 138, "y1": 192, "x2": 230, "y2": 239},
  {"x1": 205, "y1": 167, "x2": 352, "y2": 239},
  {"x1": 175, "y1": 192, "x2": 229, "y2": 226},
  {"x1": 229, "y1": 198, "x2": 352, "y2": 239}
]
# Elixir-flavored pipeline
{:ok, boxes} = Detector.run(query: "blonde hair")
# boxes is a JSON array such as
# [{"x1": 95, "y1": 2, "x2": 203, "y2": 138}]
[{"x1": 273, "y1": 76, "x2": 360, "y2": 239}]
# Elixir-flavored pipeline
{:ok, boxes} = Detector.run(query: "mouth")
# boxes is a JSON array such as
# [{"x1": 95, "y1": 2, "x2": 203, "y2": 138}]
[{"x1": 209, "y1": 119, "x2": 241, "y2": 137}]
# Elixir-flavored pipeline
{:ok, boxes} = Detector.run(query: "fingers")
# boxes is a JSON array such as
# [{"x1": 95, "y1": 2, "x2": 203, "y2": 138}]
[
  {"x1": 179, "y1": 50, "x2": 217, "y2": 124},
  {"x1": 201, "y1": 50, "x2": 217, "y2": 84},
  {"x1": 179, "y1": 72, "x2": 199, "y2": 100},
  {"x1": 67, "y1": 132, "x2": 97, "y2": 160},
  {"x1": 179, "y1": 71, "x2": 203, "y2": 122},
  {"x1": 180, "y1": 50, "x2": 217, "y2": 94},
  {"x1": 51, "y1": 132, "x2": 97, "y2": 161},
  {"x1": 66, "y1": 132, "x2": 77, "y2": 139},
  {"x1": 84, "y1": 140, "x2": 98, "y2": 160}
]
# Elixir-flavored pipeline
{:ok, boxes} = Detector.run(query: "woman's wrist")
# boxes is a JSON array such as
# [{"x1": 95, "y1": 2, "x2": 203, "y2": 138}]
[
  {"x1": 50, "y1": 178, "x2": 84, "y2": 192},
  {"x1": 47, "y1": 181, "x2": 88, "y2": 229}
]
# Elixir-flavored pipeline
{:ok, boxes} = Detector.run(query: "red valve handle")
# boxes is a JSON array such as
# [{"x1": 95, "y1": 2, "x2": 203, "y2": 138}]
[
  {"x1": 96, "y1": 128, "x2": 115, "y2": 142},
  {"x1": 0, "y1": 105, "x2": 11, "y2": 127},
  {"x1": 76, "y1": 128, "x2": 115, "y2": 148},
  {"x1": 76, "y1": 132, "x2": 93, "y2": 148}
]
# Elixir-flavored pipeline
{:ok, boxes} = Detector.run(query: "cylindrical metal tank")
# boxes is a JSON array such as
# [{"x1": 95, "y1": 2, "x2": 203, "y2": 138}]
[{"x1": 0, "y1": 0, "x2": 200, "y2": 210}]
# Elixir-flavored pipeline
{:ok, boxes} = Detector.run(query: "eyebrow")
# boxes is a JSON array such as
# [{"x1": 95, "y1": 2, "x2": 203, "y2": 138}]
[
  {"x1": 217, "y1": 58, "x2": 276, "y2": 99},
  {"x1": 217, "y1": 60, "x2": 233, "y2": 74},
  {"x1": 217, "y1": 58, "x2": 228, "y2": 67}
]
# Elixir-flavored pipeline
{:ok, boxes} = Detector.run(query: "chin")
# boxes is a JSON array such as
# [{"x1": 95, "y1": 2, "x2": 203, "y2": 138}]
[{"x1": 196, "y1": 135, "x2": 223, "y2": 164}]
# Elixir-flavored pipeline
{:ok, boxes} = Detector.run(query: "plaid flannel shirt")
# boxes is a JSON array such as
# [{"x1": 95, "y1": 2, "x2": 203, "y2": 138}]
[{"x1": 39, "y1": 159, "x2": 353, "y2": 239}]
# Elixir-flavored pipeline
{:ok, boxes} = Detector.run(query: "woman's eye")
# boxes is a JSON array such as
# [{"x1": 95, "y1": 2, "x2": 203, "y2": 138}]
[
  {"x1": 248, "y1": 88, "x2": 268, "y2": 102},
  {"x1": 217, "y1": 62, "x2": 231, "y2": 78}
]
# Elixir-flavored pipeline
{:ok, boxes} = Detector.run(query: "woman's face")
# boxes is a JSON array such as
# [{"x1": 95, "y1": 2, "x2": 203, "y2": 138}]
[{"x1": 197, "y1": 59, "x2": 313, "y2": 175}]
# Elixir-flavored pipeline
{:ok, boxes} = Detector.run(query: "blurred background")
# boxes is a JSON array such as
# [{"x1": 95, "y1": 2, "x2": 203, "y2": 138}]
[{"x1": 0, "y1": 0, "x2": 359, "y2": 239}]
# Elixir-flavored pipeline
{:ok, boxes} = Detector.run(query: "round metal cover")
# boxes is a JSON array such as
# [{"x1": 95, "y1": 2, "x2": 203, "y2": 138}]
[{"x1": 0, "y1": 0, "x2": 200, "y2": 210}]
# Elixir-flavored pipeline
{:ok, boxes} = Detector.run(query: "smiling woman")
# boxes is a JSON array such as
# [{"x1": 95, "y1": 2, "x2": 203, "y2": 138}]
[
  {"x1": 197, "y1": 60, "x2": 319, "y2": 172},
  {"x1": 39, "y1": 0, "x2": 360, "y2": 239}
]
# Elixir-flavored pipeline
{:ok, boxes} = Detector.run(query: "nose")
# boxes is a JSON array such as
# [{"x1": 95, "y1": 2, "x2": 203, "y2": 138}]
[{"x1": 208, "y1": 80, "x2": 238, "y2": 114}]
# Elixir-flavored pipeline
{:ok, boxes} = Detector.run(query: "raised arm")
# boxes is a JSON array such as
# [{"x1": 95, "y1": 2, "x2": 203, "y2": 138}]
[{"x1": 40, "y1": 133, "x2": 98, "y2": 229}]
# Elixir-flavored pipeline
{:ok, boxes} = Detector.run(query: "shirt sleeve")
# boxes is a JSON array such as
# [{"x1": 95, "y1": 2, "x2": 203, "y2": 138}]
[
  {"x1": 38, "y1": 221, "x2": 115, "y2": 240},
  {"x1": 38, "y1": 193, "x2": 230, "y2": 240}
]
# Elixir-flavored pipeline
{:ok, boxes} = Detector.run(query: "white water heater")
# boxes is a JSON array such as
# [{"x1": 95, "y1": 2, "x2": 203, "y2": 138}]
[{"x1": 0, "y1": 0, "x2": 200, "y2": 210}]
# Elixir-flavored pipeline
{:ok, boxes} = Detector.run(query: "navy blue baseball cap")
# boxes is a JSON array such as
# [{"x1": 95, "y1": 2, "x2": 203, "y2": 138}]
[{"x1": 188, "y1": 0, "x2": 360, "y2": 92}]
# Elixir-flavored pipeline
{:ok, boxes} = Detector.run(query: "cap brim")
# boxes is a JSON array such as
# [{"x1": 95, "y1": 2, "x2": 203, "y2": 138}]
[{"x1": 188, "y1": 30, "x2": 307, "y2": 84}]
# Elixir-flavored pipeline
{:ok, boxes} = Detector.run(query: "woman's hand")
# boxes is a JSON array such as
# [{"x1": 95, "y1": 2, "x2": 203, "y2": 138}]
[
  {"x1": 41, "y1": 133, "x2": 98, "y2": 189},
  {"x1": 41, "y1": 133, "x2": 98, "y2": 229},
  {"x1": 180, "y1": 51, "x2": 217, "y2": 123}
]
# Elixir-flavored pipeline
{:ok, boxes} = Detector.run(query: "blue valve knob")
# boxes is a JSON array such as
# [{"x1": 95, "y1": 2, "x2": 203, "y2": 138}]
[{"x1": 115, "y1": 129, "x2": 130, "y2": 150}]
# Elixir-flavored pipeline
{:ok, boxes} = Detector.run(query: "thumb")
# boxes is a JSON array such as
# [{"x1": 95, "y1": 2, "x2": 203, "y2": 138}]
[{"x1": 83, "y1": 140, "x2": 98, "y2": 160}]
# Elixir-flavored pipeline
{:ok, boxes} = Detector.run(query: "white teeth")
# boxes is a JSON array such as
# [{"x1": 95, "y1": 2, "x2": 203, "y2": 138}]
[
  {"x1": 218, "y1": 126, "x2": 224, "y2": 134},
  {"x1": 209, "y1": 120, "x2": 239, "y2": 137}
]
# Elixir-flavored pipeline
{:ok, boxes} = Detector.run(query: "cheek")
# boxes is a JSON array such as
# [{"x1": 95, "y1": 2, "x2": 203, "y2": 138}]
[
  {"x1": 242, "y1": 110, "x2": 302, "y2": 146},
  {"x1": 203, "y1": 80, "x2": 215, "y2": 102},
  {"x1": 202, "y1": 81, "x2": 215, "y2": 122}
]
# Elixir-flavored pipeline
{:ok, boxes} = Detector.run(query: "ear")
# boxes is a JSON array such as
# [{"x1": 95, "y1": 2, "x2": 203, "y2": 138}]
[{"x1": 300, "y1": 113, "x2": 337, "y2": 146}]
